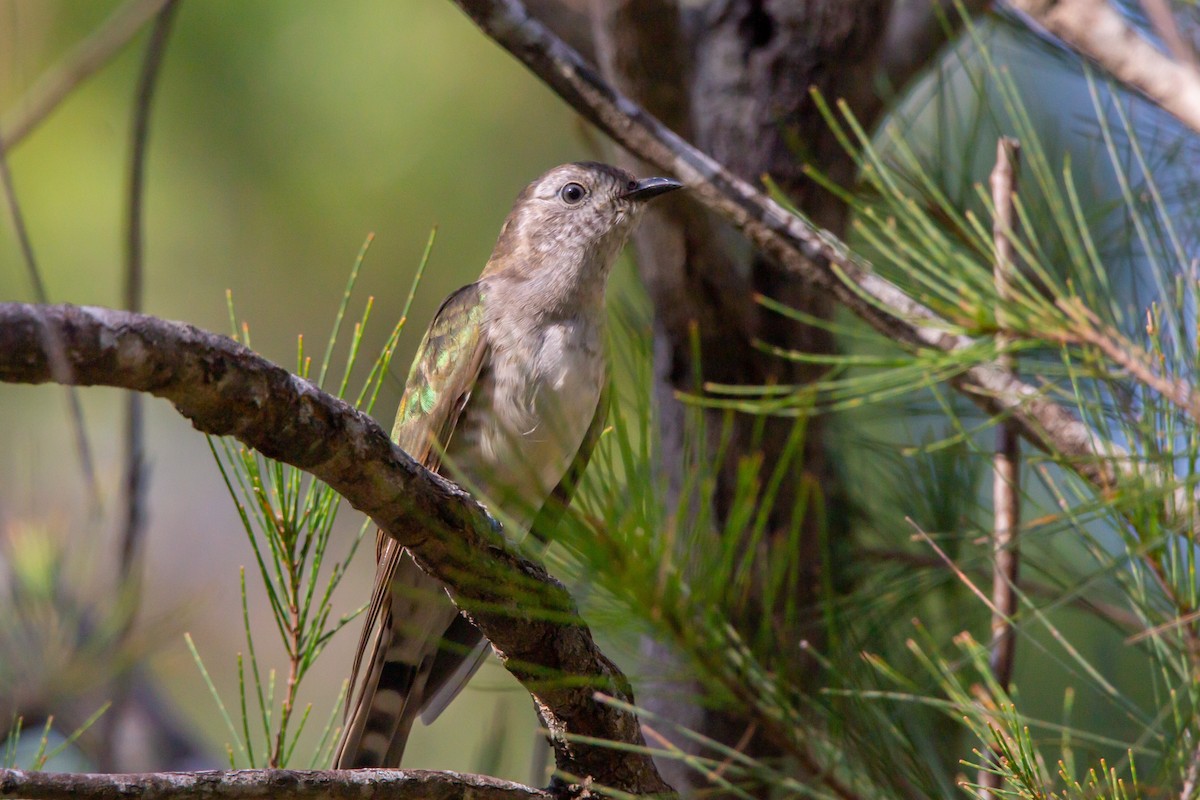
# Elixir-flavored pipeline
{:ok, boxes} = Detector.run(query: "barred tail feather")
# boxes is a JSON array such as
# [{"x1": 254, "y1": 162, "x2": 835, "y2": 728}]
[{"x1": 333, "y1": 550, "x2": 463, "y2": 768}]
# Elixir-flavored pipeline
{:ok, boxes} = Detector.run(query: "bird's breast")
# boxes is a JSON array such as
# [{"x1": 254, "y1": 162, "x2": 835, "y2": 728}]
[{"x1": 443, "y1": 318, "x2": 604, "y2": 531}]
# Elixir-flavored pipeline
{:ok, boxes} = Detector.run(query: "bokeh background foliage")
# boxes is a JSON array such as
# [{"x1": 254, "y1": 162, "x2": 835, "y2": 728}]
[{"x1": 2, "y1": 1, "x2": 1200, "y2": 798}]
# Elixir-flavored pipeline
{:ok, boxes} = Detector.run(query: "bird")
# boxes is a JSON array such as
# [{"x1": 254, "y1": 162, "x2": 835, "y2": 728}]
[{"x1": 333, "y1": 161, "x2": 683, "y2": 769}]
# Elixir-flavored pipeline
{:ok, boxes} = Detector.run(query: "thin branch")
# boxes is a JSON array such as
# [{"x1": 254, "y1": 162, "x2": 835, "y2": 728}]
[
  {"x1": 1001, "y1": 0, "x2": 1200, "y2": 138},
  {"x1": 104, "y1": 0, "x2": 183, "y2": 772},
  {"x1": 0, "y1": 0, "x2": 174, "y2": 148},
  {"x1": 0, "y1": 303, "x2": 671, "y2": 797},
  {"x1": 987, "y1": 136, "x2": 1021, "y2": 695},
  {"x1": 979, "y1": 136, "x2": 1022, "y2": 800},
  {"x1": 1182, "y1": 734, "x2": 1200, "y2": 800},
  {"x1": 909, "y1": 522, "x2": 998, "y2": 613},
  {"x1": 448, "y1": 0, "x2": 1126, "y2": 505},
  {"x1": 120, "y1": 0, "x2": 179, "y2": 581},
  {"x1": 0, "y1": 768, "x2": 552, "y2": 800},
  {"x1": 0, "y1": 126, "x2": 100, "y2": 511}
]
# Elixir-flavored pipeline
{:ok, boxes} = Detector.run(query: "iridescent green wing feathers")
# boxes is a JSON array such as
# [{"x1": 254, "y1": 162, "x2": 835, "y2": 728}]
[
  {"x1": 342, "y1": 282, "x2": 488, "y2": 746},
  {"x1": 391, "y1": 282, "x2": 489, "y2": 466}
]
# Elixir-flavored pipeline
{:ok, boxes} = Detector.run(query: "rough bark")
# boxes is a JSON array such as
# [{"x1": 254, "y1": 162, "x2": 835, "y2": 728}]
[
  {"x1": 0, "y1": 768, "x2": 552, "y2": 800},
  {"x1": 0, "y1": 303, "x2": 672, "y2": 798}
]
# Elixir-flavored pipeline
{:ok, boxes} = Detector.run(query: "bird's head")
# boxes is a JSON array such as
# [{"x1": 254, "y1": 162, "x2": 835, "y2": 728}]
[{"x1": 485, "y1": 162, "x2": 682, "y2": 282}]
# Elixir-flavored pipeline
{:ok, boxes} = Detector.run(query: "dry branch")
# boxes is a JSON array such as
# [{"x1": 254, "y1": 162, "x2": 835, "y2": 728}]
[
  {"x1": 0, "y1": 768, "x2": 552, "y2": 800},
  {"x1": 104, "y1": 1, "x2": 183, "y2": 771},
  {"x1": 987, "y1": 136, "x2": 1022, "y2": 695},
  {"x1": 450, "y1": 0, "x2": 1122, "y2": 499},
  {"x1": 980, "y1": 135, "x2": 1022, "y2": 800},
  {"x1": 0, "y1": 303, "x2": 670, "y2": 797},
  {"x1": 1003, "y1": 0, "x2": 1200, "y2": 138}
]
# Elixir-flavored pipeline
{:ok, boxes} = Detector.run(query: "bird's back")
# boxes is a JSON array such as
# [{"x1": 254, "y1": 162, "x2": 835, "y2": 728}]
[{"x1": 333, "y1": 291, "x2": 606, "y2": 769}]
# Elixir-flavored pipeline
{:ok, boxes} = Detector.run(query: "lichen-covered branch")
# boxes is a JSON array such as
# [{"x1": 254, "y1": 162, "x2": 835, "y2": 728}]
[
  {"x1": 0, "y1": 767, "x2": 552, "y2": 800},
  {"x1": 0, "y1": 302, "x2": 671, "y2": 797}
]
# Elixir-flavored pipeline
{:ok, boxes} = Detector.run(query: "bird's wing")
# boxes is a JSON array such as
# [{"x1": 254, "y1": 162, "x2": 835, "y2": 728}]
[
  {"x1": 334, "y1": 283, "x2": 489, "y2": 769},
  {"x1": 529, "y1": 379, "x2": 609, "y2": 543},
  {"x1": 417, "y1": 381, "x2": 610, "y2": 724}
]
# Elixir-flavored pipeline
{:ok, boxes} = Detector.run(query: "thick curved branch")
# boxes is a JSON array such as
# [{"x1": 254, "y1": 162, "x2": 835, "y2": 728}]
[
  {"x1": 0, "y1": 303, "x2": 670, "y2": 797},
  {"x1": 1002, "y1": 0, "x2": 1200, "y2": 138},
  {"x1": 452, "y1": 0, "x2": 1120, "y2": 492},
  {"x1": 0, "y1": 768, "x2": 551, "y2": 800}
]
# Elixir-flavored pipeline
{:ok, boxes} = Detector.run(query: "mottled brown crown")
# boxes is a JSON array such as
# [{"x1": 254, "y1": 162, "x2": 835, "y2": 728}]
[{"x1": 483, "y1": 162, "x2": 647, "y2": 275}]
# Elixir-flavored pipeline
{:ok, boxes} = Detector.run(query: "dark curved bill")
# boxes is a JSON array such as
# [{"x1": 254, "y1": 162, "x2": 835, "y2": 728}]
[{"x1": 622, "y1": 176, "x2": 684, "y2": 201}]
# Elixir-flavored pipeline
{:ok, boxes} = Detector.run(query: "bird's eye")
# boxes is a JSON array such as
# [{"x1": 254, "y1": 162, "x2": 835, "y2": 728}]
[{"x1": 559, "y1": 182, "x2": 587, "y2": 205}]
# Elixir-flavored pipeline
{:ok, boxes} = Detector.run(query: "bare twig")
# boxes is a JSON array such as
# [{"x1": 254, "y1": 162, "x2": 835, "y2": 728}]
[
  {"x1": 448, "y1": 0, "x2": 1124, "y2": 503},
  {"x1": 1001, "y1": 0, "x2": 1200, "y2": 138},
  {"x1": 120, "y1": 0, "x2": 178, "y2": 583},
  {"x1": 0, "y1": 129, "x2": 100, "y2": 510},
  {"x1": 979, "y1": 136, "x2": 1022, "y2": 800},
  {"x1": 909, "y1": 521, "x2": 998, "y2": 613},
  {"x1": 0, "y1": 0, "x2": 174, "y2": 148},
  {"x1": 0, "y1": 303, "x2": 672, "y2": 797},
  {"x1": 1182, "y1": 734, "x2": 1200, "y2": 800},
  {"x1": 0, "y1": 767, "x2": 552, "y2": 800},
  {"x1": 987, "y1": 136, "x2": 1021, "y2": 695},
  {"x1": 1128, "y1": 606, "x2": 1200, "y2": 645},
  {"x1": 102, "y1": 0, "x2": 183, "y2": 772}
]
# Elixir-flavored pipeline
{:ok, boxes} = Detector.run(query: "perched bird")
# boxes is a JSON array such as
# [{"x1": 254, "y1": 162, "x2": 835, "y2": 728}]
[{"x1": 333, "y1": 162, "x2": 682, "y2": 768}]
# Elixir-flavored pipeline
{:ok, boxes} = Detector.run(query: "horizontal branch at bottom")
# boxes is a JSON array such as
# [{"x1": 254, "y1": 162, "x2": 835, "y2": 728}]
[{"x1": 0, "y1": 767, "x2": 554, "y2": 800}]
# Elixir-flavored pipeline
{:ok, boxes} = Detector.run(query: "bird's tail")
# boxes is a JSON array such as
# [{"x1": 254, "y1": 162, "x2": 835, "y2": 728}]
[{"x1": 333, "y1": 548, "x2": 487, "y2": 768}]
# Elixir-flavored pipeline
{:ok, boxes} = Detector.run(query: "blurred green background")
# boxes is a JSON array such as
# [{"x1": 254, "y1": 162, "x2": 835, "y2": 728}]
[
  {"x1": 4, "y1": 0, "x2": 1193, "y2": 788},
  {"x1": 0, "y1": 0, "x2": 608, "y2": 777}
]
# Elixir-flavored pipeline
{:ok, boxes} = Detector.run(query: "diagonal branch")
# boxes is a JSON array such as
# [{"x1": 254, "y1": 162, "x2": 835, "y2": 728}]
[
  {"x1": 0, "y1": 767, "x2": 552, "y2": 800},
  {"x1": 452, "y1": 0, "x2": 1200, "y2": 678},
  {"x1": 0, "y1": 303, "x2": 671, "y2": 797},
  {"x1": 1001, "y1": 0, "x2": 1200, "y2": 138},
  {"x1": 0, "y1": 120, "x2": 101, "y2": 511},
  {"x1": 451, "y1": 0, "x2": 1120, "y2": 496}
]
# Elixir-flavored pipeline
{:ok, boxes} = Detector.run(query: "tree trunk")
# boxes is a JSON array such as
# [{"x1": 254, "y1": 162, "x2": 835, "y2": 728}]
[{"x1": 589, "y1": 0, "x2": 891, "y2": 792}]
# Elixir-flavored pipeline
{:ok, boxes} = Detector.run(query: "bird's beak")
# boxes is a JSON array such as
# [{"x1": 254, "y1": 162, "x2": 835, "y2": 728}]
[{"x1": 622, "y1": 176, "x2": 684, "y2": 201}]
